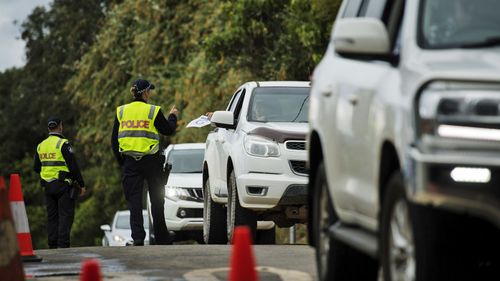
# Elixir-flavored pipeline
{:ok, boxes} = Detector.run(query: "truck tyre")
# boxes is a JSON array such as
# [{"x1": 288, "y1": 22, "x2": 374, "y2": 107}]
[
  {"x1": 256, "y1": 226, "x2": 276, "y2": 244},
  {"x1": 313, "y1": 161, "x2": 377, "y2": 281},
  {"x1": 380, "y1": 172, "x2": 417, "y2": 281},
  {"x1": 382, "y1": 172, "x2": 500, "y2": 281},
  {"x1": 203, "y1": 175, "x2": 228, "y2": 244},
  {"x1": 227, "y1": 170, "x2": 257, "y2": 242}
]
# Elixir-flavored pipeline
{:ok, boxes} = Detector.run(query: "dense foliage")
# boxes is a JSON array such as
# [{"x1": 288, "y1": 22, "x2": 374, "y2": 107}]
[
  {"x1": 0, "y1": 0, "x2": 121, "y2": 248},
  {"x1": 1, "y1": 0, "x2": 340, "y2": 248}
]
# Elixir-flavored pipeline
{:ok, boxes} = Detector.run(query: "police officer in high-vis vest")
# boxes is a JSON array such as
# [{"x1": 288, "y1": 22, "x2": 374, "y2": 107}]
[
  {"x1": 111, "y1": 79, "x2": 179, "y2": 246},
  {"x1": 33, "y1": 117, "x2": 86, "y2": 248}
]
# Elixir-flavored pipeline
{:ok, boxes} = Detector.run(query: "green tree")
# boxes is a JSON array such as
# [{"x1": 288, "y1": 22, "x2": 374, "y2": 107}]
[{"x1": 0, "y1": 0, "x2": 120, "y2": 249}]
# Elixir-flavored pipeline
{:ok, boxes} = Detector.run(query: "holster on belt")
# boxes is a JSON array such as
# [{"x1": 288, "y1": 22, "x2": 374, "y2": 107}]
[
  {"x1": 58, "y1": 171, "x2": 71, "y2": 183},
  {"x1": 58, "y1": 171, "x2": 79, "y2": 199}
]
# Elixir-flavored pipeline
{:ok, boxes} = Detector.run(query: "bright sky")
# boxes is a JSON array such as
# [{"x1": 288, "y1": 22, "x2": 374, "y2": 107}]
[{"x1": 0, "y1": 0, "x2": 52, "y2": 71}]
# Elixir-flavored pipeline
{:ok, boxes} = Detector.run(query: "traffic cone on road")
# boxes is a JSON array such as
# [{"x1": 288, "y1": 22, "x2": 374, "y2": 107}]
[
  {"x1": 80, "y1": 259, "x2": 102, "y2": 281},
  {"x1": 9, "y1": 174, "x2": 42, "y2": 262},
  {"x1": 0, "y1": 175, "x2": 25, "y2": 281},
  {"x1": 228, "y1": 226, "x2": 258, "y2": 281}
]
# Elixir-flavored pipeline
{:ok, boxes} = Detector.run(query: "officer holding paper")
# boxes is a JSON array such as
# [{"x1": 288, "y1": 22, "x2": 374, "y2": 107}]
[{"x1": 111, "y1": 79, "x2": 179, "y2": 245}]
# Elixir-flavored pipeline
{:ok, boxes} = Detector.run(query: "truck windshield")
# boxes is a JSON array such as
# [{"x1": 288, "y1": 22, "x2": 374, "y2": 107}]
[
  {"x1": 168, "y1": 149, "x2": 204, "y2": 173},
  {"x1": 248, "y1": 87, "x2": 309, "y2": 123},
  {"x1": 420, "y1": 0, "x2": 500, "y2": 49}
]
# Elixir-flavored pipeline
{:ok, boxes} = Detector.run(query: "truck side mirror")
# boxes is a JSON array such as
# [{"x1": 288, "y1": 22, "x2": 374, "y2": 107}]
[
  {"x1": 333, "y1": 18, "x2": 390, "y2": 56},
  {"x1": 100, "y1": 224, "x2": 111, "y2": 232},
  {"x1": 211, "y1": 111, "x2": 236, "y2": 129}
]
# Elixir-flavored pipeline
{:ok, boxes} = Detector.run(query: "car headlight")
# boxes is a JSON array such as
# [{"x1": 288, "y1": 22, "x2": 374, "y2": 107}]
[
  {"x1": 165, "y1": 186, "x2": 191, "y2": 201},
  {"x1": 113, "y1": 235, "x2": 125, "y2": 242},
  {"x1": 417, "y1": 81, "x2": 500, "y2": 141},
  {"x1": 244, "y1": 135, "x2": 280, "y2": 157}
]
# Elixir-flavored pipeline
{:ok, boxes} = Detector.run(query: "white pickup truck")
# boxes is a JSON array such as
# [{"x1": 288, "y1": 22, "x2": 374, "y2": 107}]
[
  {"x1": 308, "y1": 0, "x2": 500, "y2": 280},
  {"x1": 203, "y1": 81, "x2": 310, "y2": 244}
]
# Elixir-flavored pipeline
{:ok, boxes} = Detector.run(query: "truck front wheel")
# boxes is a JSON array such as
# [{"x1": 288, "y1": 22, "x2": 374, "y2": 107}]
[
  {"x1": 380, "y1": 172, "x2": 416, "y2": 281},
  {"x1": 227, "y1": 170, "x2": 257, "y2": 242},
  {"x1": 203, "y1": 175, "x2": 228, "y2": 244},
  {"x1": 313, "y1": 161, "x2": 377, "y2": 281}
]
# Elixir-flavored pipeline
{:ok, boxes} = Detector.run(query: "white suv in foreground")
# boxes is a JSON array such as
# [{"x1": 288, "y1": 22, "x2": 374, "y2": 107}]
[
  {"x1": 309, "y1": 0, "x2": 500, "y2": 280},
  {"x1": 203, "y1": 81, "x2": 310, "y2": 244}
]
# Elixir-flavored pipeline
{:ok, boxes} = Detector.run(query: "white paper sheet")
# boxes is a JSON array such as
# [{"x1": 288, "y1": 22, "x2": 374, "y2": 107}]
[{"x1": 186, "y1": 115, "x2": 211, "y2": 128}]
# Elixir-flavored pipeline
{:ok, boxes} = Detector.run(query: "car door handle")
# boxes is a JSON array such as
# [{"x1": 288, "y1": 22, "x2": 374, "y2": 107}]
[{"x1": 348, "y1": 95, "x2": 358, "y2": 106}]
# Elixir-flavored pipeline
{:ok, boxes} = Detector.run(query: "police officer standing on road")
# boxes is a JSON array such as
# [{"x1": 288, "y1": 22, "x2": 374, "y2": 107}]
[
  {"x1": 111, "y1": 79, "x2": 179, "y2": 246},
  {"x1": 33, "y1": 117, "x2": 86, "y2": 248}
]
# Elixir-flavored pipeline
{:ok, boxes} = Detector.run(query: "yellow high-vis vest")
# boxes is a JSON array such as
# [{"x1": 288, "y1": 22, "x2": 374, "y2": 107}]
[
  {"x1": 37, "y1": 135, "x2": 70, "y2": 183},
  {"x1": 116, "y1": 101, "x2": 161, "y2": 158}
]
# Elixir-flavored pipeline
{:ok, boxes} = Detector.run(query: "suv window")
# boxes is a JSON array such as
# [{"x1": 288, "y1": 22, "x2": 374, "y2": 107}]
[
  {"x1": 226, "y1": 89, "x2": 242, "y2": 111},
  {"x1": 167, "y1": 149, "x2": 204, "y2": 173},
  {"x1": 247, "y1": 87, "x2": 309, "y2": 123},
  {"x1": 343, "y1": 0, "x2": 364, "y2": 18},
  {"x1": 232, "y1": 88, "x2": 246, "y2": 122},
  {"x1": 359, "y1": 0, "x2": 404, "y2": 43},
  {"x1": 361, "y1": 0, "x2": 384, "y2": 18},
  {"x1": 115, "y1": 214, "x2": 149, "y2": 229},
  {"x1": 115, "y1": 214, "x2": 130, "y2": 229},
  {"x1": 342, "y1": 0, "x2": 387, "y2": 18},
  {"x1": 419, "y1": 0, "x2": 500, "y2": 49}
]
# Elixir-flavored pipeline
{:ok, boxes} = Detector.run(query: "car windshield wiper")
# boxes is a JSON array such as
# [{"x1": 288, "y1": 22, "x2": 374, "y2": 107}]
[{"x1": 457, "y1": 36, "x2": 500, "y2": 49}]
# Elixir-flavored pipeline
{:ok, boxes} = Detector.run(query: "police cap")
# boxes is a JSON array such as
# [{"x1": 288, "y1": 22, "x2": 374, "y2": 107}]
[
  {"x1": 132, "y1": 79, "x2": 155, "y2": 94},
  {"x1": 47, "y1": 117, "x2": 61, "y2": 130}
]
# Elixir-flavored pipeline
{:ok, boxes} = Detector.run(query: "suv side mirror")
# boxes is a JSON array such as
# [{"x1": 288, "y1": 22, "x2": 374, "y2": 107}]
[
  {"x1": 333, "y1": 18, "x2": 390, "y2": 56},
  {"x1": 100, "y1": 224, "x2": 111, "y2": 231},
  {"x1": 211, "y1": 111, "x2": 235, "y2": 129}
]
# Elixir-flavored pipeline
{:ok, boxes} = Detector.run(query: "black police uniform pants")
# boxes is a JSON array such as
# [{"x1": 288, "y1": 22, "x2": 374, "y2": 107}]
[
  {"x1": 122, "y1": 153, "x2": 170, "y2": 244},
  {"x1": 44, "y1": 182, "x2": 75, "y2": 248}
]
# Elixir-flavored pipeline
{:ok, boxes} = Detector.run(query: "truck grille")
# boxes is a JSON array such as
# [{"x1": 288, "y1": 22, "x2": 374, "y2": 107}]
[
  {"x1": 286, "y1": 141, "x2": 306, "y2": 150},
  {"x1": 289, "y1": 161, "x2": 308, "y2": 176},
  {"x1": 186, "y1": 188, "x2": 203, "y2": 199}
]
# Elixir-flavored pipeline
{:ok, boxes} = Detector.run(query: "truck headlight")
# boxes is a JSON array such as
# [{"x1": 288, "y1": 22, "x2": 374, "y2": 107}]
[
  {"x1": 244, "y1": 135, "x2": 280, "y2": 157},
  {"x1": 165, "y1": 186, "x2": 190, "y2": 201},
  {"x1": 113, "y1": 235, "x2": 125, "y2": 242},
  {"x1": 417, "y1": 81, "x2": 500, "y2": 141}
]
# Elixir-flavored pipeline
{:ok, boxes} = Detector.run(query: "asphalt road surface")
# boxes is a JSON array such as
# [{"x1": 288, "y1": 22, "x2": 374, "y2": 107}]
[{"x1": 24, "y1": 245, "x2": 316, "y2": 281}]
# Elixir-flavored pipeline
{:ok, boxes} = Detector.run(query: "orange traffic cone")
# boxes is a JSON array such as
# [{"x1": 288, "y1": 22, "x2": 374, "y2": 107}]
[
  {"x1": 228, "y1": 226, "x2": 259, "y2": 281},
  {"x1": 9, "y1": 174, "x2": 42, "y2": 262},
  {"x1": 0, "y1": 175, "x2": 25, "y2": 281},
  {"x1": 80, "y1": 259, "x2": 102, "y2": 281}
]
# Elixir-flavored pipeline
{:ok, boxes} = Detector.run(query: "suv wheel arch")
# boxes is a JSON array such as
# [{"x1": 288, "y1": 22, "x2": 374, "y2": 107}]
[{"x1": 378, "y1": 141, "x2": 400, "y2": 219}]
